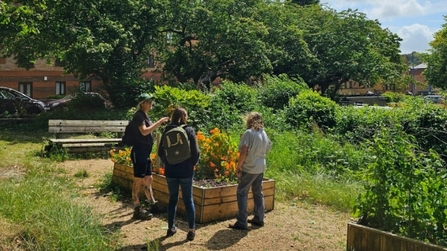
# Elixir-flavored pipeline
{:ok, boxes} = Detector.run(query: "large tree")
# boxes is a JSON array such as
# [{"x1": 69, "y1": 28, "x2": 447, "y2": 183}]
[
  {"x1": 157, "y1": 0, "x2": 274, "y2": 88},
  {"x1": 425, "y1": 17, "x2": 447, "y2": 89},
  {"x1": 0, "y1": 0, "x2": 163, "y2": 107},
  {"x1": 290, "y1": 6, "x2": 406, "y2": 96}
]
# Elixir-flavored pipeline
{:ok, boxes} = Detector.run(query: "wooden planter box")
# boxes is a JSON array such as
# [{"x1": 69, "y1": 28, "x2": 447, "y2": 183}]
[
  {"x1": 347, "y1": 222, "x2": 447, "y2": 251},
  {"x1": 112, "y1": 163, "x2": 275, "y2": 223}
]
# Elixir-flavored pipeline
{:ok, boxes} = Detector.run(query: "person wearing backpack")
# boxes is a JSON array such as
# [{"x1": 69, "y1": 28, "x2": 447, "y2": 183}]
[
  {"x1": 130, "y1": 93, "x2": 169, "y2": 220},
  {"x1": 158, "y1": 107, "x2": 200, "y2": 241},
  {"x1": 229, "y1": 112, "x2": 271, "y2": 230}
]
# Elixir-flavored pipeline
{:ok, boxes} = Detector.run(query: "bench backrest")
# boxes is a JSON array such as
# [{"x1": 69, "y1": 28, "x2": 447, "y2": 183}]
[{"x1": 48, "y1": 120, "x2": 129, "y2": 134}]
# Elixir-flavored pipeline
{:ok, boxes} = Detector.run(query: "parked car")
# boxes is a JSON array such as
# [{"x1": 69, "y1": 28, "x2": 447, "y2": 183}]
[
  {"x1": 45, "y1": 92, "x2": 112, "y2": 111},
  {"x1": 0, "y1": 86, "x2": 46, "y2": 116},
  {"x1": 424, "y1": 94, "x2": 444, "y2": 104}
]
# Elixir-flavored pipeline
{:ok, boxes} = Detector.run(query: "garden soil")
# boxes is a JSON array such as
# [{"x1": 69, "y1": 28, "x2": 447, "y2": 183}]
[{"x1": 5, "y1": 159, "x2": 353, "y2": 251}]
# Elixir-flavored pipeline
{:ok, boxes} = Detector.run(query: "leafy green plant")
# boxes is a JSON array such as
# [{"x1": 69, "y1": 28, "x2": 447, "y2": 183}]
[
  {"x1": 354, "y1": 127, "x2": 447, "y2": 245},
  {"x1": 151, "y1": 85, "x2": 210, "y2": 130},
  {"x1": 211, "y1": 81, "x2": 258, "y2": 113},
  {"x1": 74, "y1": 169, "x2": 89, "y2": 178},
  {"x1": 258, "y1": 74, "x2": 307, "y2": 110},
  {"x1": 285, "y1": 90, "x2": 338, "y2": 131}
]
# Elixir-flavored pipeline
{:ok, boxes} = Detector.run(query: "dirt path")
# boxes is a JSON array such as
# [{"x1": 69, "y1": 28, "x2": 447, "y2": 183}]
[{"x1": 60, "y1": 159, "x2": 351, "y2": 251}]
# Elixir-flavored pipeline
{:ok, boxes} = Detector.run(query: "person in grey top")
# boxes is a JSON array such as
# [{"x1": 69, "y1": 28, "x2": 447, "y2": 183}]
[{"x1": 229, "y1": 112, "x2": 271, "y2": 230}]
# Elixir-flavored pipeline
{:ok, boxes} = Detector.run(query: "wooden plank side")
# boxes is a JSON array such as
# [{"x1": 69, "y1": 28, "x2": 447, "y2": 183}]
[
  {"x1": 49, "y1": 126, "x2": 125, "y2": 133},
  {"x1": 61, "y1": 142, "x2": 120, "y2": 148},
  {"x1": 51, "y1": 138, "x2": 122, "y2": 143},
  {"x1": 49, "y1": 120, "x2": 128, "y2": 126},
  {"x1": 201, "y1": 179, "x2": 275, "y2": 199},
  {"x1": 346, "y1": 223, "x2": 447, "y2": 251}
]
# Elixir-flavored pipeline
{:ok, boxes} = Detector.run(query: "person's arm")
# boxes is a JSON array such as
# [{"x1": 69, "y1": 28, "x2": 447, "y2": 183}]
[
  {"x1": 236, "y1": 145, "x2": 248, "y2": 173},
  {"x1": 139, "y1": 117, "x2": 169, "y2": 136}
]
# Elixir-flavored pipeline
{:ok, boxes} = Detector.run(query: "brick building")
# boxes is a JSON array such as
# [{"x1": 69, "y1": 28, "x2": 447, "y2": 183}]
[
  {"x1": 338, "y1": 63, "x2": 428, "y2": 96},
  {"x1": 0, "y1": 56, "x2": 162, "y2": 100}
]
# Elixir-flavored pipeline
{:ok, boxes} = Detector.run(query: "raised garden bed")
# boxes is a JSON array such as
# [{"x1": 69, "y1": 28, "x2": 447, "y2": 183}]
[
  {"x1": 112, "y1": 163, "x2": 275, "y2": 223},
  {"x1": 347, "y1": 222, "x2": 447, "y2": 251}
]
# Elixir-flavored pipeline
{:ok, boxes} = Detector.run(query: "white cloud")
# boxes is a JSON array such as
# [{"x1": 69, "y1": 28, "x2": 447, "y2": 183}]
[
  {"x1": 323, "y1": 0, "x2": 438, "y2": 20},
  {"x1": 368, "y1": 0, "x2": 428, "y2": 20},
  {"x1": 397, "y1": 24, "x2": 434, "y2": 53}
]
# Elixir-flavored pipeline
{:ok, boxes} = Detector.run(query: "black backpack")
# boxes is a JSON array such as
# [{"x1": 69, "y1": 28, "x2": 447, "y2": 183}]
[
  {"x1": 162, "y1": 125, "x2": 191, "y2": 164},
  {"x1": 121, "y1": 120, "x2": 138, "y2": 147}
]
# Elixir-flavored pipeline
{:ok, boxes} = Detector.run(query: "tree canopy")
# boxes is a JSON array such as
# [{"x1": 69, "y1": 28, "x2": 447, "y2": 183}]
[
  {"x1": 0, "y1": 0, "x2": 407, "y2": 103},
  {"x1": 425, "y1": 17, "x2": 447, "y2": 89}
]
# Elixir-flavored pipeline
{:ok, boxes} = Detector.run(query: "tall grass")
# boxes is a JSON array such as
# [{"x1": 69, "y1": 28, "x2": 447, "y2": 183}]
[
  {"x1": 265, "y1": 130, "x2": 365, "y2": 212},
  {"x1": 0, "y1": 129, "x2": 117, "y2": 250}
]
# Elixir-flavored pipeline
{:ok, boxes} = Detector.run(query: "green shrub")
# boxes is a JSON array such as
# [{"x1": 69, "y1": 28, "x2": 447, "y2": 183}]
[
  {"x1": 334, "y1": 105, "x2": 398, "y2": 144},
  {"x1": 355, "y1": 127, "x2": 447, "y2": 245},
  {"x1": 258, "y1": 74, "x2": 307, "y2": 110},
  {"x1": 285, "y1": 90, "x2": 338, "y2": 130},
  {"x1": 151, "y1": 85, "x2": 211, "y2": 130},
  {"x1": 67, "y1": 92, "x2": 107, "y2": 111},
  {"x1": 382, "y1": 91, "x2": 410, "y2": 102},
  {"x1": 212, "y1": 81, "x2": 258, "y2": 113}
]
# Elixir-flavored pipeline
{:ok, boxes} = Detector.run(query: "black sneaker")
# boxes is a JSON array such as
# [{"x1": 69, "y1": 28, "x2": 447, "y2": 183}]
[
  {"x1": 187, "y1": 230, "x2": 195, "y2": 241},
  {"x1": 133, "y1": 206, "x2": 153, "y2": 220},
  {"x1": 166, "y1": 226, "x2": 177, "y2": 237},
  {"x1": 248, "y1": 218, "x2": 264, "y2": 227}
]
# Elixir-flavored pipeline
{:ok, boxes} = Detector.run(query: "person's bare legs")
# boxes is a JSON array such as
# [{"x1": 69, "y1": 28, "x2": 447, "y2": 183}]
[
  {"x1": 132, "y1": 177, "x2": 152, "y2": 220},
  {"x1": 133, "y1": 177, "x2": 144, "y2": 206},
  {"x1": 142, "y1": 175, "x2": 156, "y2": 203}
]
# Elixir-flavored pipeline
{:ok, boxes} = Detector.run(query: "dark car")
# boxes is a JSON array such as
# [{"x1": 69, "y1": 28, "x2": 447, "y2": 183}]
[
  {"x1": 424, "y1": 94, "x2": 443, "y2": 104},
  {"x1": 0, "y1": 86, "x2": 46, "y2": 116},
  {"x1": 45, "y1": 92, "x2": 112, "y2": 111}
]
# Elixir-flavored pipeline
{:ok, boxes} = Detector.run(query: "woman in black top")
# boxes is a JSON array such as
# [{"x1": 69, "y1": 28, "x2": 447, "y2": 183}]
[
  {"x1": 158, "y1": 107, "x2": 200, "y2": 241},
  {"x1": 131, "y1": 93, "x2": 168, "y2": 220}
]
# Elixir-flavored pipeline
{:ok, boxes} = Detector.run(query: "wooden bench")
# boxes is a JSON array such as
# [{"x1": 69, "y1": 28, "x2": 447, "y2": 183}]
[{"x1": 48, "y1": 119, "x2": 129, "y2": 153}]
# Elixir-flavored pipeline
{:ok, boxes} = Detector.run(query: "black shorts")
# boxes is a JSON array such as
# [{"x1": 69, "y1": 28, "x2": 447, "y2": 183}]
[{"x1": 131, "y1": 144, "x2": 152, "y2": 178}]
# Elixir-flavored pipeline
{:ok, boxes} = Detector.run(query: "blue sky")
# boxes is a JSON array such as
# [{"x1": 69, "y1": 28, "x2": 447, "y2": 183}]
[{"x1": 322, "y1": 0, "x2": 447, "y2": 54}]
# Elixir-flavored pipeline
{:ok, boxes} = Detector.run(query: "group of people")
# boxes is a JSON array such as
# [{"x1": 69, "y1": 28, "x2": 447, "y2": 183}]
[{"x1": 129, "y1": 93, "x2": 271, "y2": 241}]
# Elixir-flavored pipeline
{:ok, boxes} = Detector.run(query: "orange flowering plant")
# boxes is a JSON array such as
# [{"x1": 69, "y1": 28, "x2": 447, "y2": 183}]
[
  {"x1": 110, "y1": 127, "x2": 239, "y2": 182},
  {"x1": 196, "y1": 127, "x2": 239, "y2": 183},
  {"x1": 110, "y1": 148, "x2": 161, "y2": 173},
  {"x1": 109, "y1": 147, "x2": 132, "y2": 166}
]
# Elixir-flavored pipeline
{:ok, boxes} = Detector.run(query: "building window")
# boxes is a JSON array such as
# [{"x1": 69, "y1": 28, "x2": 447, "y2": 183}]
[
  {"x1": 56, "y1": 81, "x2": 66, "y2": 95},
  {"x1": 349, "y1": 81, "x2": 353, "y2": 89},
  {"x1": 147, "y1": 55, "x2": 155, "y2": 68},
  {"x1": 54, "y1": 59, "x2": 66, "y2": 67},
  {"x1": 79, "y1": 81, "x2": 91, "y2": 92},
  {"x1": 19, "y1": 82, "x2": 32, "y2": 97}
]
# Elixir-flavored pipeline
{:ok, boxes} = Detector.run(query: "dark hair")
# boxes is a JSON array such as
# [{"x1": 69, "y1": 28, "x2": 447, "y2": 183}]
[{"x1": 171, "y1": 107, "x2": 188, "y2": 125}]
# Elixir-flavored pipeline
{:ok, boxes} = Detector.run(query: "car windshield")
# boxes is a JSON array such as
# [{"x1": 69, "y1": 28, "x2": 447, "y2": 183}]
[{"x1": 0, "y1": 89, "x2": 19, "y2": 99}]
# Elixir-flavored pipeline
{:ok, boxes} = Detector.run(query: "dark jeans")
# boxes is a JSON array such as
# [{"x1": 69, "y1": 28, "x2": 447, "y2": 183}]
[
  {"x1": 166, "y1": 176, "x2": 195, "y2": 229},
  {"x1": 236, "y1": 172, "x2": 265, "y2": 227}
]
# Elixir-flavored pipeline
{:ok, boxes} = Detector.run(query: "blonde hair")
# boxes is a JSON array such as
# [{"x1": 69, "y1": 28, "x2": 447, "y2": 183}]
[
  {"x1": 137, "y1": 99, "x2": 153, "y2": 111},
  {"x1": 245, "y1": 112, "x2": 264, "y2": 130}
]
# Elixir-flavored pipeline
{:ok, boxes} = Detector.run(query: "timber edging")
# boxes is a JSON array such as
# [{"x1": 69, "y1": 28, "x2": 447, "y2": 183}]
[
  {"x1": 347, "y1": 222, "x2": 447, "y2": 251},
  {"x1": 112, "y1": 163, "x2": 275, "y2": 223}
]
